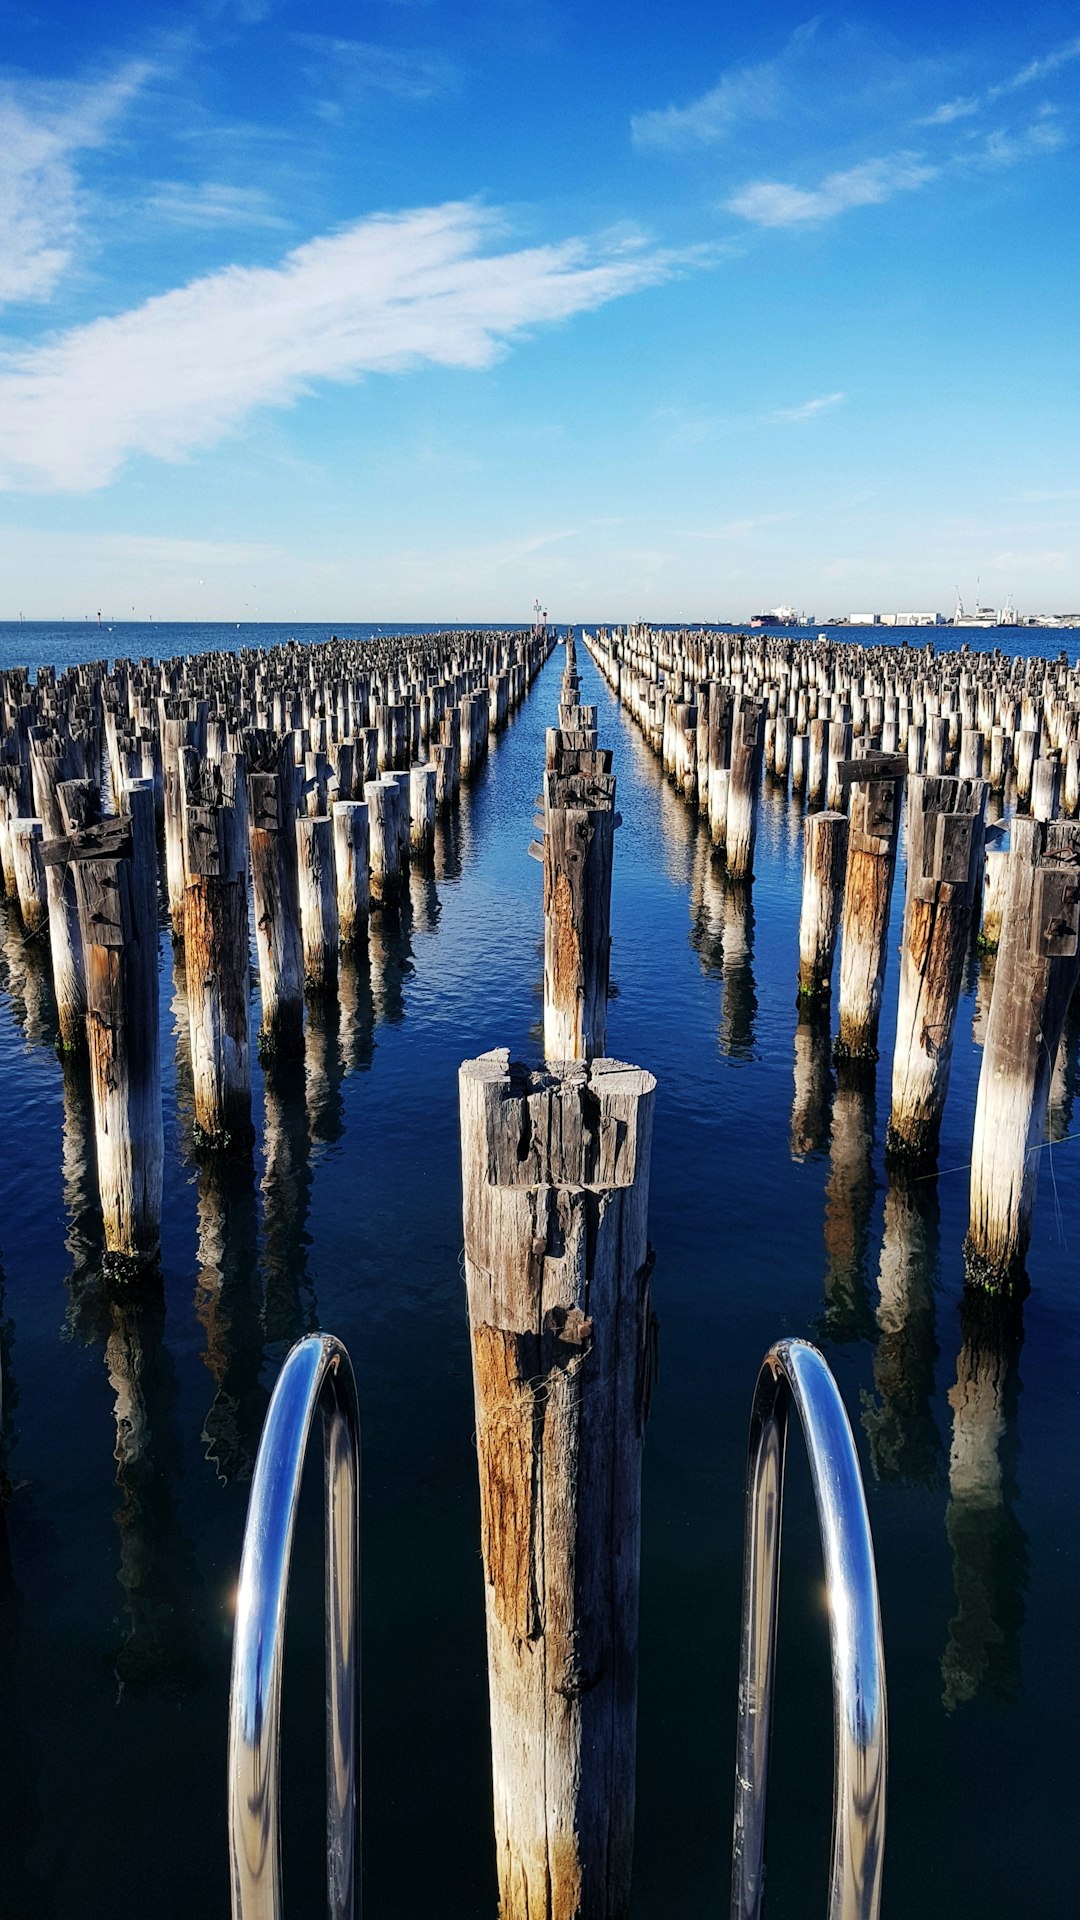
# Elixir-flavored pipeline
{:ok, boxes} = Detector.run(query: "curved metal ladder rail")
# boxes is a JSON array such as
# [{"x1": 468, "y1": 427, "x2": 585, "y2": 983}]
[
  {"x1": 227, "y1": 1333, "x2": 361, "y2": 1920},
  {"x1": 731, "y1": 1338, "x2": 887, "y2": 1920}
]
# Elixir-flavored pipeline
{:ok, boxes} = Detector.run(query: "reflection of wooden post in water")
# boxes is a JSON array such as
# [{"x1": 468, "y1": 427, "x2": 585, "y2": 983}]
[
  {"x1": 790, "y1": 1009, "x2": 833, "y2": 1161},
  {"x1": 0, "y1": 895, "x2": 58, "y2": 1047},
  {"x1": 60, "y1": 1055, "x2": 107, "y2": 1339},
  {"x1": 305, "y1": 993, "x2": 346, "y2": 1146},
  {"x1": 338, "y1": 947, "x2": 376, "y2": 1074},
  {"x1": 688, "y1": 834, "x2": 724, "y2": 977},
  {"x1": 368, "y1": 904, "x2": 414, "y2": 1027},
  {"x1": 196, "y1": 1159, "x2": 267, "y2": 1484},
  {"x1": 720, "y1": 877, "x2": 757, "y2": 1059},
  {"x1": 862, "y1": 1169, "x2": 942, "y2": 1485},
  {"x1": 105, "y1": 1283, "x2": 203, "y2": 1695},
  {"x1": 822, "y1": 1066, "x2": 878, "y2": 1340},
  {"x1": 942, "y1": 1294, "x2": 1026, "y2": 1710},
  {"x1": 459, "y1": 1051, "x2": 655, "y2": 1920},
  {"x1": 260, "y1": 1059, "x2": 317, "y2": 1347},
  {"x1": 1049, "y1": 998, "x2": 1080, "y2": 1141}
]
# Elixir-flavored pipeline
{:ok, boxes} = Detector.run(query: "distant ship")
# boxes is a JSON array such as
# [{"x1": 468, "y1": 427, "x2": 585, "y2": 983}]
[
  {"x1": 950, "y1": 584, "x2": 1020, "y2": 628},
  {"x1": 750, "y1": 605, "x2": 806, "y2": 627}
]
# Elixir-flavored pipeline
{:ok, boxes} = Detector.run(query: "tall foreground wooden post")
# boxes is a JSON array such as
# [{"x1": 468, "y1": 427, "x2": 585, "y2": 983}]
[
  {"x1": 64, "y1": 803, "x2": 163, "y2": 1268},
  {"x1": 182, "y1": 751, "x2": 253, "y2": 1151},
  {"x1": 459, "y1": 1050, "x2": 655, "y2": 1920},
  {"x1": 966, "y1": 819, "x2": 1080, "y2": 1290},
  {"x1": 543, "y1": 764, "x2": 615, "y2": 1061},
  {"x1": 836, "y1": 755, "x2": 904, "y2": 1060},
  {"x1": 887, "y1": 775, "x2": 987, "y2": 1163},
  {"x1": 797, "y1": 811, "x2": 848, "y2": 1003}
]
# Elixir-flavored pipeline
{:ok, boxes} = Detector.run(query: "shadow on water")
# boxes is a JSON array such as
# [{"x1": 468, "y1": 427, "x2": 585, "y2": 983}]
[
  {"x1": 368, "y1": 901, "x2": 415, "y2": 1027},
  {"x1": 105, "y1": 1278, "x2": 204, "y2": 1698},
  {"x1": 260, "y1": 1056, "x2": 318, "y2": 1348},
  {"x1": 0, "y1": 903, "x2": 58, "y2": 1051},
  {"x1": 861, "y1": 1167, "x2": 943, "y2": 1486},
  {"x1": 196, "y1": 1158, "x2": 267, "y2": 1486},
  {"x1": 819, "y1": 1061, "x2": 879, "y2": 1343},
  {"x1": 941, "y1": 1291, "x2": 1028, "y2": 1712},
  {"x1": 790, "y1": 1006, "x2": 835, "y2": 1162}
]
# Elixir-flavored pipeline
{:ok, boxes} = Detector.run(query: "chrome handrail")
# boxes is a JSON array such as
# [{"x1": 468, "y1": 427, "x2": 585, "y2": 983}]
[
  {"x1": 731, "y1": 1338, "x2": 887, "y2": 1920},
  {"x1": 228, "y1": 1333, "x2": 361, "y2": 1920}
]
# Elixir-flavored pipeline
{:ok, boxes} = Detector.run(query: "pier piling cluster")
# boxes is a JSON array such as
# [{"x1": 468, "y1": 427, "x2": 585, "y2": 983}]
[
  {"x1": 585, "y1": 623, "x2": 1080, "y2": 1293},
  {"x1": 0, "y1": 628, "x2": 551, "y2": 1274}
]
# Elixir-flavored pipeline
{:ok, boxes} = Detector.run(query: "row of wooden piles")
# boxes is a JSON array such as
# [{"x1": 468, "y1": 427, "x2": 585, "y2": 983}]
[
  {"x1": 584, "y1": 623, "x2": 1080, "y2": 1297},
  {"x1": 0, "y1": 627, "x2": 552, "y2": 1277},
  {"x1": 459, "y1": 633, "x2": 653, "y2": 1920}
]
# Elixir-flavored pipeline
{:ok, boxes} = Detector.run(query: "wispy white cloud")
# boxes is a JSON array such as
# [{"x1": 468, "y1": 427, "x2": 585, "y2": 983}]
[
  {"x1": 769, "y1": 392, "x2": 846, "y2": 423},
  {"x1": 297, "y1": 33, "x2": 458, "y2": 109},
  {"x1": 727, "y1": 154, "x2": 936, "y2": 228},
  {"x1": 0, "y1": 202, "x2": 690, "y2": 492},
  {"x1": 990, "y1": 34, "x2": 1080, "y2": 98},
  {"x1": 975, "y1": 117, "x2": 1067, "y2": 167},
  {"x1": 631, "y1": 21, "x2": 817, "y2": 149},
  {"x1": 144, "y1": 180, "x2": 288, "y2": 229},
  {"x1": 0, "y1": 62, "x2": 150, "y2": 305},
  {"x1": 916, "y1": 95, "x2": 980, "y2": 127}
]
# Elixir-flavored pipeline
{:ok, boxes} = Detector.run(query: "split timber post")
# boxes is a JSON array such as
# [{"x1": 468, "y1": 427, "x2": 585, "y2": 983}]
[
  {"x1": 542, "y1": 762, "x2": 615, "y2": 1062},
  {"x1": 30, "y1": 734, "x2": 87, "y2": 1052},
  {"x1": 332, "y1": 800, "x2": 371, "y2": 947},
  {"x1": 64, "y1": 801, "x2": 163, "y2": 1271},
  {"x1": 458, "y1": 1049, "x2": 656, "y2": 1920},
  {"x1": 10, "y1": 819, "x2": 48, "y2": 936},
  {"x1": 725, "y1": 697, "x2": 764, "y2": 880},
  {"x1": 886, "y1": 775, "x2": 987, "y2": 1165},
  {"x1": 181, "y1": 750, "x2": 254, "y2": 1153},
  {"x1": 296, "y1": 815, "x2": 340, "y2": 997},
  {"x1": 966, "y1": 818, "x2": 1080, "y2": 1291},
  {"x1": 797, "y1": 811, "x2": 849, "y2": 1005},
  {"x1": 836, "y1": 753, "x2": 906, "y2": 1062},
  {"x1": 247, "y1": 757, "x2": 305, "y2": 1060}
]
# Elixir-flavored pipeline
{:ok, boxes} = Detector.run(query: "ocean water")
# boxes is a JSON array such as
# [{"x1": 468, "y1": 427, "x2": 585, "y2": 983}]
[{"x1": 0, "y1": 623, "x2": 1078, "y2": 1917}]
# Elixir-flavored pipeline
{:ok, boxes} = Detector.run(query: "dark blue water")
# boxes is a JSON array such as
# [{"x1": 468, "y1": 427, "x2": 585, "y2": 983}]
[{"x1": 1, "y1": 624, "x2": 1078, "y2": 1916}]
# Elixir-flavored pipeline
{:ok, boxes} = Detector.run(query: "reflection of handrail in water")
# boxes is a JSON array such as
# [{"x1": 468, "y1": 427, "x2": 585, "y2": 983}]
[
  {"x1": 731, "y1": 1339, "x2": 887, "y2": 1920},
  {"x1": 228, "y1": 1333, "x2": 360, "y2": 1920}
]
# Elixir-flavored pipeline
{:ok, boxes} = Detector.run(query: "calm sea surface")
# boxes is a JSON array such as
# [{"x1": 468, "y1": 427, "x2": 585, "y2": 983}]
[{"x1": 1, "y1": 619, "x2": 1079, "y2": 1916}]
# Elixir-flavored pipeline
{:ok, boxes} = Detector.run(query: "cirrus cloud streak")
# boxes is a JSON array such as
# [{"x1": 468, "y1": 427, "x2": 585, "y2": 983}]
[{"x1": 0, "y1": 202, "x2": 687, "y2": 492}]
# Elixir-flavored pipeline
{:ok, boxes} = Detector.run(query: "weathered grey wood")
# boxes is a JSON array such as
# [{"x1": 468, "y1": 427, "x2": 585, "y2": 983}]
[
  {"x1": 296, "y1": 815, "x2": 339, "y2": 995},
  {"x1": 543, "y1": 768, "x2": 615, "y2": 1062},
  {"x1": 409, "y1": 763, "x2": 436, "y2": 856},
  {"x1": 182, "y1": 751, "x2": 253, "y2": 1150},
  {"x1": 248, "y1": 759, "x2": 305, "y2": 1059},
  {"x1": 836, "y1": 773, "x2": 902, "y2": 1060},
  {"x1": 967, "y1": 818, "x2": 1080, "y2": 1290},
  {"x1": 71, "y1": 811, "x2": 163, "y2": 1267},
  {"x1": 725, "y1": 697, "x2": 763, "y2": 879},
  {"x1": 10, "y1": 819, "x2": 48, "y2": 936},
  {"x1": 332, "y1": 800, "x2": 370, "y2": 946},
  {"x1": 459, "y1": 1050, "x2": 655, "y2": 1920},
  {"x1": 364, "y1": 776, "x2": 401, "y2": 906},
  {"x1": 31, "y1": 736, "x2": 88, "y2": 1051},
  {"x1": 797, "y1": 811, "x2": 849, "y2": 1003},
  {"x1": 887, "y1": 775, "x2": 987, "y2": 1163}
]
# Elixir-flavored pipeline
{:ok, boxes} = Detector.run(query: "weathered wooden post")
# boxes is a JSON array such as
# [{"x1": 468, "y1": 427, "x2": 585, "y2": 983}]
[
  {"x1": 332, "y1": 800, "x2": 371, "y2": 948},
  {"x1": 542, "y1": 762, "x2": 615, "y2": 1062},
  {"x1": 364, "y1": 776, "x2": 401, "y2": 906},
  {"x1": 296, "y1": 815, "x2": 340, "y2": 996},
  {"x1": 797, "y1": 811, "x2": 849, "y2": 1004},
  {"x1": 248, "y1": 757, "x2": 305, "y2": 1060},
  {"x1": 67, "y1": 805, "x2": 163, "y2": 1269},
  {"x1": 182, "y1": 751, "x2": 253, "y2": 1152},
  {"x1": 966, "y1": 819, "x2": 1080, "y2": 1290},
  {"x1": 836, "y1": 753, "x2": 905, "y2": 1060},
  {"x1": 886, "y1": 775, "x2": 987, "y2": 1164},
  {"x1": 409, "y1": 763, "x2": 436, "y2": 857},
  {"x1": 10, "y1": 819, "x2": 48, "y2": 936},
  {"x1": 31, "y1": 735, "x2": 88, "y2": 1052},
  {"x1": 725, "y1": 697, "x2": 763, "y2": 880},
  {"x1": 459, "y1": 1049, "x2": 655, "y2": 1920}
]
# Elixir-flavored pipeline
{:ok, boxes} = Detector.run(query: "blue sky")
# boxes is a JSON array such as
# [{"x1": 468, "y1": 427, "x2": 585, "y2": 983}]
[{"x1": 1, "y1": 2, "x2": 1078, "y2": 621}]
